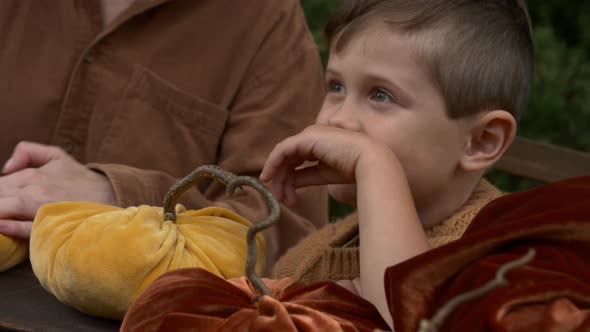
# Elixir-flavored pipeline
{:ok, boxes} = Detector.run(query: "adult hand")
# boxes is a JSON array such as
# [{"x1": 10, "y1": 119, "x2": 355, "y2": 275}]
[{"x1": 0, "y1": 142, "x2": 117, "y2": 239}]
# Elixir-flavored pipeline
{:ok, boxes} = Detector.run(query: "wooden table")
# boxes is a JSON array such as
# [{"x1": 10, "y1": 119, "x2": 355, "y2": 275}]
[{"x1": 0, "y1": 262, "x2": 120, "y2": 331}]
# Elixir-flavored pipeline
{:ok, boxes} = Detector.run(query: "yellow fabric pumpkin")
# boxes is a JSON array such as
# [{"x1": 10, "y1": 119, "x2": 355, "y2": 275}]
[
  {"x1": 0, "y1": 233, "x2": 28, "y2": 272},
  {"x1": 30, "y1": 202, "x2": 265, "y2": 320}
]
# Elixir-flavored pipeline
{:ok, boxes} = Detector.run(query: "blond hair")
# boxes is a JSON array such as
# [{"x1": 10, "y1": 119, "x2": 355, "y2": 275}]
[{"x1": 325, "y1": 0, "x2": 534, "y2": 120}]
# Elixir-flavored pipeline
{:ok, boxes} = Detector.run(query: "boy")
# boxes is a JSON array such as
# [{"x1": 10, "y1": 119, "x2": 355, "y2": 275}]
[{"x1": 260, "y1": 0, "x2": 533, "y2": 327}]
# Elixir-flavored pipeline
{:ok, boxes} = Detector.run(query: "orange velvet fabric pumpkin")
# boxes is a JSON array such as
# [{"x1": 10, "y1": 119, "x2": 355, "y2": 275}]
[
  {"x1": 0, "y1": 234, "x2": 28, "y2": 272},
  {"x1": 120, "y1": 267, "x2": 390, "y2": 332},
  {"x1": 386, "y1": 175, "x2": 590, "y2": 332}
]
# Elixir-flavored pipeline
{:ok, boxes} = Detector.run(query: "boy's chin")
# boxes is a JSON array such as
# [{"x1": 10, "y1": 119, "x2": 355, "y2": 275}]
[{"x1": 328, "y1": 184, "x2": 357, "y2": 206}]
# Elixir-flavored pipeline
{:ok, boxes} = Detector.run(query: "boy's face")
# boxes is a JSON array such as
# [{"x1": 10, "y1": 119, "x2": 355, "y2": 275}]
[{"x1": 316, "y1": 25, "x2": 475, "y2": 216}]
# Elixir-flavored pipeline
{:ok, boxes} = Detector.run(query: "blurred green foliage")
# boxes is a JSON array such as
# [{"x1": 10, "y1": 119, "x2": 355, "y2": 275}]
[{"x1": 300, "y1": 0, "x2": 590, "y2": 219}]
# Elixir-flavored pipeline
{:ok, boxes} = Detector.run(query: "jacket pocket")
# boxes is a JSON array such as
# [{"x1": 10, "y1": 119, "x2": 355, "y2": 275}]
[{"x1": 97, "y1": 65, "x2": 228, "y2": 177}]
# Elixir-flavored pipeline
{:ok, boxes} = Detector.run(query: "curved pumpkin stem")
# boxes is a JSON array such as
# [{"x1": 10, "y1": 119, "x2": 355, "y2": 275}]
[
  {"x1": 226, "y1": 176, "x2": 280, "y2": 298},
  {"x1": 418, "y1": 248, "x2": 536, "y2": 332},
  {"x1": 163, "y1": 164, "x2": 280, "y2": 297},
  {"x1": 162, "y1": 165, "x2": 237, "y2": 223}
]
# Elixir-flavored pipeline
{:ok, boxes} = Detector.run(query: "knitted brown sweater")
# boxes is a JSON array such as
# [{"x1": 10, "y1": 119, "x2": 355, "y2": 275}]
[{"x1": 272, "y1": 179, "x2": 502, "y2": 284}]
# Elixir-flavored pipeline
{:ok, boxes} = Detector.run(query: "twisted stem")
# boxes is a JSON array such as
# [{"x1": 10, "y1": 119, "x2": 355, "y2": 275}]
[
  {"x1": 162, "y1": 165, "x2": 236, "y2": 222},
  {"x1": 418, "y1": 248, "x2": 536, "y2": 332},
  {"x1": 226, "y1": 176, "x2": 280, "y2": 297},
  {"x1": 162, "y1": 164, "x2": 280, "y2": 297}
]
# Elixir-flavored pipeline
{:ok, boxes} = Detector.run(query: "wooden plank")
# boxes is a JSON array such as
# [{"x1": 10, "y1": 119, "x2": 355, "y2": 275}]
[
  {"x1": 495, "y1": 136, "x2": 590, "y2": 182},
  {"x1": 0, "y1": 262, "x2": 120, "y2": 332}
]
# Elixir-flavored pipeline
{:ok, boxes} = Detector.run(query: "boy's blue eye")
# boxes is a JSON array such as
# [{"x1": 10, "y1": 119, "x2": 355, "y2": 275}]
[
  {"x1": 327, "y1": 81, "x2": 345, "y2": 94},
  {"x1": 370, "y1": 88, "x2": 394, "y2": 103}
]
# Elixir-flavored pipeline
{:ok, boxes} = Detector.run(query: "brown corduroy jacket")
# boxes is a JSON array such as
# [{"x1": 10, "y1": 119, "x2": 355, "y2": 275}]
[{"x1": 0, "y1": 0, "x2": 328, "y2": 272}]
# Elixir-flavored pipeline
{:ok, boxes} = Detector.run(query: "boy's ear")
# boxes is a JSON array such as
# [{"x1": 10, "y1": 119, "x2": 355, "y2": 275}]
[{"x1": 460, "y1": 110, "x2": 516, "y2": 172}]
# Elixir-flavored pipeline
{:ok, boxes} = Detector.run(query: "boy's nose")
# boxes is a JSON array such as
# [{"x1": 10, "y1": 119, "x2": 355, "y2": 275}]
[{"x1": 325, "y1": 104, "x2": 361, "y2": 132}]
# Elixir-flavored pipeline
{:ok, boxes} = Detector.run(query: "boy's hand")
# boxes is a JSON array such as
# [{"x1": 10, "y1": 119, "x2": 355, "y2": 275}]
[
  {"x1": 260, "y1": 124, "x2": 392, "y2": 205},
  {"x1": 326, "y1": 184, "x2": 357, "y2": 206}
]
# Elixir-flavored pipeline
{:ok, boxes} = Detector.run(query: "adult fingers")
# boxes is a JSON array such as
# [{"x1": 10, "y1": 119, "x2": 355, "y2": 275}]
[
  {"x1": 3, "y1": 141, "x2": 68, "y2": 174},
  {"x1": 0, "y1": 220, "x2": 33, "y2": 239},
  {"x1": 0, "y1": 196, "x2": 38, "y2": 221},
  {"x1": 0, "y1": 168, "x2": 44, "y2": 198}
]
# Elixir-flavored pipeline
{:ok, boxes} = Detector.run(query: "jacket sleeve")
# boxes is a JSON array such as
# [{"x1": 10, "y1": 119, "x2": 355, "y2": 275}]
[{"x1": 88, "y1": 0, "x2": 328, "y2": 274}]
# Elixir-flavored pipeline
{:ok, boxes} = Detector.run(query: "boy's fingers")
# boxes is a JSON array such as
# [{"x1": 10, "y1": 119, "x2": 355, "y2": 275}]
[
  {"x1": 261, "y1": 138, "x2": 297, "y2": 181},
  {"x1": 284, "y1": 172, "x2": 297, "y2": 206},
  {"x1": 262, "y1": 132, "x2": 319, "y2": 181},
  {"x1": 261, "y1": 148, "x2": 294, "y2": 182},
  {"x1": 270, "y1": 167, "x2": 287, "y2": 201},
  {"x1": 259, "y1": 163, "x2": 275, "y2": 182},
  {"x1": 266, "y1": 158, "x2": 307, "y2": 202},
  {"x1": 291, "y1": 166, "x2": 324, "y2": 188},
  {"x1": 292, "y1": 165, "x2": 349, "y2": 188}
]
